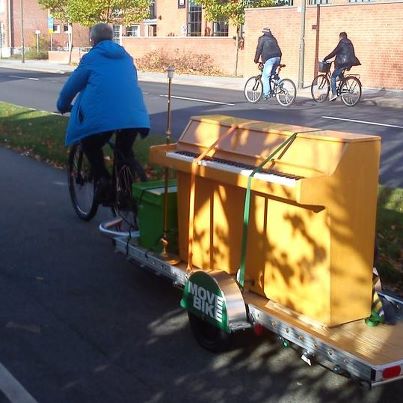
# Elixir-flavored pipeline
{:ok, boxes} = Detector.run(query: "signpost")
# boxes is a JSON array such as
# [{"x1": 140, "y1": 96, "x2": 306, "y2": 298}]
[{"x1": 48, "y1": 16, "x2": 54, "y2": 51}]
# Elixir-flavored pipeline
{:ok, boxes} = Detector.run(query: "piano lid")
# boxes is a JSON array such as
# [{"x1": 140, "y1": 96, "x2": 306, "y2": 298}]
[{"x1": 174, "y1": 115, "x2": 381, "y2": 177}]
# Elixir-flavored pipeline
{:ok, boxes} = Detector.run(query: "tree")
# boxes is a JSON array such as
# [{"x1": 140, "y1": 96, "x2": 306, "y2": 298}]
[
  {"x1": 67, "y1": 0, "x2": 151, "y2": 27},
  {"x1": 197, "y1": 0, "x2": 275, "y2": 76},
  {"x1": 38, "y1": 0, "x2": 74, "y2": 64},
  {"x1": 39, "y1": 0, "x2": 151, "y2": 63}
]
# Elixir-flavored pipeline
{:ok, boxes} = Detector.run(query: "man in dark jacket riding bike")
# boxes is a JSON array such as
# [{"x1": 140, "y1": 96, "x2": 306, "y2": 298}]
[
  {"x1": 323, "y1": 32, "x2": 361, "y2": 101},
  {"x1": 254, "y1": 27, "x2": 282, "y2": 99}
]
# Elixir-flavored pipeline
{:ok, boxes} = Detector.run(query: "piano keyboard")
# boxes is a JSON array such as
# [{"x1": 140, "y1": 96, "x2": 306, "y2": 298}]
[{"x1": 166, "y1": 151, "x2": 303, "y2": 187}]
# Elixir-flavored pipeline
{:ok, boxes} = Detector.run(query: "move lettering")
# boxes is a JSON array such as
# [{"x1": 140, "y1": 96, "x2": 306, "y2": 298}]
[{"x1": 188, "y1": 281, "x2": 224, "y2": 323}]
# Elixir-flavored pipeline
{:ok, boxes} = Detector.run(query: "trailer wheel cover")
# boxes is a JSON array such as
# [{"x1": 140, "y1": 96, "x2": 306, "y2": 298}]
[{"x1": 180, "y1": 270, "x2": 248, "y2": 333}]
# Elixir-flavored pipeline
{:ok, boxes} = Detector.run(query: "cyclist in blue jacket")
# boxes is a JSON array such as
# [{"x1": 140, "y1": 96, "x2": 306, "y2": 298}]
[{"x1": 57, "y1": 23, "x2": 150, "y2": 202}]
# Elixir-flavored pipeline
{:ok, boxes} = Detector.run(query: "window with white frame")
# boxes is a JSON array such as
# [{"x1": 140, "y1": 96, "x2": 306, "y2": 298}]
[
  {"x1": 126, "y1": 25, "x2": 140, "y2": 37},
  {"x1": 213, "y1": 21, "x2": 228, "y2": 37},
  {"x1": 309, "y1": 0, "x2": 330, "y2": 4},
  {"x1": 187, "y1": 0, "x2": 202, "y2": 36}
]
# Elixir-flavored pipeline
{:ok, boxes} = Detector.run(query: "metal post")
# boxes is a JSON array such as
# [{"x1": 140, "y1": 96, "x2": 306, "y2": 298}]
[
  {"x1": 313, "y1": 4, "x2": 321, "y2": 78},
  {"x1": 160, "y1": 65, "x2": 179, "y2": 265},
  {"x1": 298, "y1": 0, "x2": 306, "y2": 89},
  {"x1": 0, "y1": 23, "x2": 2, "y2": 59},
  {"x1": 20, "y1": 0, "x2": 25, "y2": 63}
]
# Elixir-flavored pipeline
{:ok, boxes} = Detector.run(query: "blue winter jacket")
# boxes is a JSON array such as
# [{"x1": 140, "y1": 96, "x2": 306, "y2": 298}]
[{"x1": 57, "y1": 40, "x2": 150, "y2": 146}]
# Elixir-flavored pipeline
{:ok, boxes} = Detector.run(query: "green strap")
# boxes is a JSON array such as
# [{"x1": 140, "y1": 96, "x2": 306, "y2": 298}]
[{"x1": 238, "y1": 132, "x2": 298, "y2": 288}]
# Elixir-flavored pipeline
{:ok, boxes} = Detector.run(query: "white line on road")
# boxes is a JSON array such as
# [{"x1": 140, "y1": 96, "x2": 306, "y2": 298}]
[
  {"x1": 160, "y1": 94, "x2": 235, "y2": 106},
  {"x1": 0, "y1": 362, "x2": 38, "y2": 403},
  {"x1": 9, "y1": 75, "x2": 39, "y2": 81},
  {"x1": 322, "y1": 115, "x2": 403, "y2": 129}
]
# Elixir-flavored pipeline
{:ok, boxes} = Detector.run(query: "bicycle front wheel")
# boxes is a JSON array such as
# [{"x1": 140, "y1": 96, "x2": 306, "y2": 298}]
[
  {"x1": 275, "y1": 79, "x2": 296, "y2": 107},
  {"x1": 68, "y1": 143, "x2": 98, "y2": 221},
  {"x1": 340, "y1": 76, "x2": 362, "y2": 107},
  {"x1": 244, "y1": 76, "x2": 263, "y2": 103},
  {"x1": 311, "y1": 74, "x2": 330, "y2": 103}
]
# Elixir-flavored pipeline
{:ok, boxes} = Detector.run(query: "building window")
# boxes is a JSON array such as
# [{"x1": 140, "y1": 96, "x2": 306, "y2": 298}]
[
  {"x1": 52, "y1": 24, "x2": 61, "y2": 33},
  {"x1": 148, "y1": 24, "x2": 157, "y2": 37},
  {"x1": 126, "y1": 25, "x2": 140, "y2": 37},
  {"x1": 187, "y1": 0, "x2": 202, "y2": 37},
  {"x1": 244, "y1": 0, "x2": 294, "y2": 5},
  {"x1": 113, "y1": 25, "x2": 122, "y2": 44},
  {"x1": 63, "y1": 24, "x2": 69, "y2": 33},
  {"x1": 149, "y1": 0, "x2": 156, "y2": 19},
  {"x1": 213, "y1": 21, "x2": 228, "y2": 37}
]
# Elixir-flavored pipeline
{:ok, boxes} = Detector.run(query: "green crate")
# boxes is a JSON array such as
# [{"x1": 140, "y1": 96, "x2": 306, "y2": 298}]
[{"x1": 132, "y1": 180, "x2": 178, "y2": 253}]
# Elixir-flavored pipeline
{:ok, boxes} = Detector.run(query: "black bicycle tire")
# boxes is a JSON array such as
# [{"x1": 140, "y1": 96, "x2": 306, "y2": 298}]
[
  {"x1": 311, "y1": 74, "x2": 330, "y2": 103},
  {"x1": 111, "y1": 157, "x2": 147, "y2": 230},
  {"x1": 244, "y1": 76, "x2": 263, "y2": 103},
  {"x1": 67, "y1": 143, "x2": 98, "y2": 221},
  {"x1": 275, "y1": 78, "x2": 297, "y2": 107},
  {"x1": 340, "y1": 76, "x2": 362, "y2": 107}
]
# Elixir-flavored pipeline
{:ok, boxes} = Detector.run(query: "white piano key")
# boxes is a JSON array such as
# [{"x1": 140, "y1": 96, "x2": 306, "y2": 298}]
[{"x1": 166, "y1": 152, "x2": 297, "y2": 187}]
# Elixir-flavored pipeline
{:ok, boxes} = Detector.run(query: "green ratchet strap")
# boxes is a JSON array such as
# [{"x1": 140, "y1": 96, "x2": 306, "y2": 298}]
[{"x1": 238, "y1": 132, "x2": 298, "y2": 288}]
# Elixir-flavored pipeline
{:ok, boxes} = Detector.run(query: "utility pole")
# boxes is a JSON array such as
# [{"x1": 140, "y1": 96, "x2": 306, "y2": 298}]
[
  {"x1": 20, "y1": 0, "x2": 25, "y2": 63},
  {"x1": 298, "y1": 0, "x2": 306, "y2": 89}
]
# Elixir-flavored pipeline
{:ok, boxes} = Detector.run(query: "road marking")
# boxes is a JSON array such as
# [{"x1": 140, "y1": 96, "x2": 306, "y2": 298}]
[
  {"x1": 9, "y1": 75, "x2": 39, "y2": 81},
  {"x1": 0, "y1": 362, "x2": 38, "y2": 403},
  {"x1": 322, "y1": 115, "x2": 403, "y2": 129},
  {"x1": 160, "y1": 94, "x2": 235, "y2": 106}
]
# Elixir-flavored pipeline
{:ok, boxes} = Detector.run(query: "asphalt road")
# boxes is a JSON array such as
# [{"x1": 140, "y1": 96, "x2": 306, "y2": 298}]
[
  {"x1": 0, "y1": 68, "x2": 403, "y2": 402},
  {"x1": 0, "y1": 67, "x2": 402, "y2": 187},
  {"x1": 1, "y1": 146, "x2": 402, "y2": 403}
]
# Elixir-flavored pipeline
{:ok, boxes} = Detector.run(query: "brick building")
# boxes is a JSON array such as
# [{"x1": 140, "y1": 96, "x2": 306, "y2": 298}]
[
  {"x1": 2, "y1": 1, "x2": 402, "y2": 90},
  {"x1": 0, "y1": 0, "x2": 89, "y2": 57}
]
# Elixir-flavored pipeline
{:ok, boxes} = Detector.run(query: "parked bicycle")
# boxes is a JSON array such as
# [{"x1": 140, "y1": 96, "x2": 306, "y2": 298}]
[
  {"x1": 244, "y1": 63, "x2": 297, "y2": 107},
  {"x1": 311, "y1": 60, "x2": 362, "y2": 106},
  {"x1": 68, "y1": 133, "x2": 147, "y2": 233}
]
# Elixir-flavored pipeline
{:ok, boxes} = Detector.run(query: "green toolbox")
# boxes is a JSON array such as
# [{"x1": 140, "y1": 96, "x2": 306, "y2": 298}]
[{"x1": 132, "y1": 180, "x2": 178, "y2": 253}]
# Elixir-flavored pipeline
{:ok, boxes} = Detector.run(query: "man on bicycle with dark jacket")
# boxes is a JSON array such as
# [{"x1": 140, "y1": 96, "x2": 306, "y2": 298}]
[
  {"x1": 57, "y1": 23, "x2": 150, "y2": 203},
  {"x1": 254, "y1": 27, "x2": 282, "y2": 99},
  {"x1": 323, "y1": 32, "x2": 361, "y2": 101}
]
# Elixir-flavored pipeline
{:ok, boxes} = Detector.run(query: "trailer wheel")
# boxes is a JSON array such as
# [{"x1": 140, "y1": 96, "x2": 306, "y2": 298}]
[{"x1": 188, "y1": 312, "x2": 232, "y2": 353}]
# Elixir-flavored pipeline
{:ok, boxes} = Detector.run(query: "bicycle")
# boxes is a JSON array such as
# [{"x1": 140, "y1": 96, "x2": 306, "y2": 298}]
[
  {"x1": 311, "y1": 60, "x2": 362, "y2": 106},
  {"x1": 244, "y1": 62, "x2": 297, "y2": 107},
  {"x1": 67, "y1": 132, "x2": 147, "y2": 233}
]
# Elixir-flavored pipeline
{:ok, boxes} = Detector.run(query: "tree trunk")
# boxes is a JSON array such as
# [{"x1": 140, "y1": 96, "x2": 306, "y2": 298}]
[
  {"x1": 68, "y1": 23, "x2": 73, "y2": 65},
  {"x1": 234, "y1": 26, "x2": 239, "y2": 77}
]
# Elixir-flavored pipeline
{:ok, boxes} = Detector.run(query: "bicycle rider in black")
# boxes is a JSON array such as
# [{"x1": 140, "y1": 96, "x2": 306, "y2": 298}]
[{"x1": 323, "y1": 32, "x2": 361, "y2": 101}]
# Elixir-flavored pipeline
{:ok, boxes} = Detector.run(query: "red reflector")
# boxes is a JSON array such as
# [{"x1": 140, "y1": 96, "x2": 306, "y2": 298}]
[
  {"x1": 253, "y1": 324, "x2": 265, "y2": 336},
  {"x1": 383, "y1": 366, "x2": 401, "y2": 379}
]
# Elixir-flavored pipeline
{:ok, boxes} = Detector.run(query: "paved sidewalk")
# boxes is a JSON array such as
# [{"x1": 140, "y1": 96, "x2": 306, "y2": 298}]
[{"x1": 0, "y1": 59, "x2": 402, "y2": 109}]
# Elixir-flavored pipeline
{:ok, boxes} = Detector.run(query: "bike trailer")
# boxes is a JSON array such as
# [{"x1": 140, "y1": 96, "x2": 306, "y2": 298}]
[{"x1": 100, "y1": 116, "x2": 403, "y2": 388}]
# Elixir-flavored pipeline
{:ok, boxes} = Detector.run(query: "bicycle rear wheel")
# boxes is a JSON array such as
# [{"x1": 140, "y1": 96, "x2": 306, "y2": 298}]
[
  {"x1": 68, "y1": 143, "x2": 98, "y2": 221},
  {"x1": 275, "y1": 79, "x2": 296, "y2": 107},
  {"x1": 112, "y1": 159, "x2": 147, "y2": 232},
  {"x1": 311, "y1": 74, "x2": 330, "y2": 103},
  {"x1": 244, "y1": 76, "x2": 263, "y2": 103},
  {"x1": 340, "y1": 76, "x2": 362, "y2": 106}
]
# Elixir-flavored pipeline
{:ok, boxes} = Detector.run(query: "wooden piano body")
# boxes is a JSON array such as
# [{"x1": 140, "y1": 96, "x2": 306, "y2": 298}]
[{"x1": 149, "y1": 115, "x2": 381, "y2": 327}]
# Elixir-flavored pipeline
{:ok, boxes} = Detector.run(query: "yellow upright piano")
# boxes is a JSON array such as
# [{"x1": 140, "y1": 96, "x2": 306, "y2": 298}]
[{"x1": 150, "y1": 115, "x2": 381, "y2": 327}]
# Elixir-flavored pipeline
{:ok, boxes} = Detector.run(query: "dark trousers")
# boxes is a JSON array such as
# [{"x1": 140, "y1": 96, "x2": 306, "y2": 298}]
[{"x1": 81, "y1": 128, "x2": 148, "y2": 181}]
